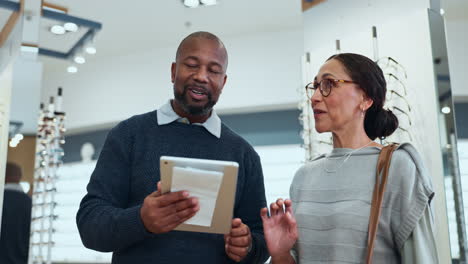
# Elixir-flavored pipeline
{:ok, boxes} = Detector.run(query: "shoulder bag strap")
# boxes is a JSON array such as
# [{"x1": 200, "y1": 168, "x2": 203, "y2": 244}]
[{"x1": 366, "y1": 143, "x2": 399, "y2": 264}]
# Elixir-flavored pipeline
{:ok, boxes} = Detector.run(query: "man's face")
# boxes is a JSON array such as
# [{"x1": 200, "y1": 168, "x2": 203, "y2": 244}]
[{"x1": 171, "y1": 38, "x2": 227, "y2": 116}]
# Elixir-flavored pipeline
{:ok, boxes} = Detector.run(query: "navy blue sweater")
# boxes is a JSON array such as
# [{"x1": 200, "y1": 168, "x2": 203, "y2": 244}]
[{"x1": 76, "y1": 110, "x2": 269, "y2": 263}]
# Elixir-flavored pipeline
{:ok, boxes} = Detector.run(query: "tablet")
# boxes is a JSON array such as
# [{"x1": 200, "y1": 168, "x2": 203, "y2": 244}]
[{"x1": 160, "y1": 156, "x2": 239, "y2": 234}]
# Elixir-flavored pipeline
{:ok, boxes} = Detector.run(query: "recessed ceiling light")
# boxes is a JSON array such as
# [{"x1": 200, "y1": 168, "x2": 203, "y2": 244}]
[
  {"x1": 64, "y1": 22, "x2": 78, "y2": 32},
  {"x1": 67, "y1": 66, "x2": 78, "y2": 73},
  {"x1": 50, "y1": 25, "x2": 65, "y2": 35},
  {"x1": 441, "y1": 106, "x2": 451, "y2": 114},
  {"x1": 440, "y1": 9, "x2": 445, "y2": 16},
  {"x1": 74, "y1": 55, "x2": 86, "y2": 64},
  {"x1": 200, "y1": 0, "x2": 217, "y2": 6},
  {"x1": 184, "y1": 0, "x2": 200, "y2": 8},
  {"x1": 85, "y1": 46, "x2": 97, "y2": 54}
]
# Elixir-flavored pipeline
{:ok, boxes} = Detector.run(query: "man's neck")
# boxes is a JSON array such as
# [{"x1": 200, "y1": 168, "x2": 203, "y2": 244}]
[{"x1": 171, "y1": 100, "x2": 211, "y2": 123}]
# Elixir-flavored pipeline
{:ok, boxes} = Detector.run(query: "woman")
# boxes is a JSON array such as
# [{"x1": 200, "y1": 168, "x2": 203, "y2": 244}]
[{"x1": 261, "y1": 53, "x2": 438, "y2": 264}]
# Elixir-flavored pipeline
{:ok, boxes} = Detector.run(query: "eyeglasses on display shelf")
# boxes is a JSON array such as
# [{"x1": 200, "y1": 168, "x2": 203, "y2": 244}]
[
  {"x1": 387, "y1": 90, "x2": 412, "y2": 113},
  {"x1": 377, "y1": 57, "x2": 408, "y2": 79},
  {"x1": 385, "y1": 73, "x2": 408, "y2": 95},
  {"x1": 371, "y1": 26, "x2": 414, "y2": 145},
  {"x1": 299, "y1": 52, "x2": 317, "y2": 162},
  {"x1": 29, "y1": 87, "x2": 66, "y2": 264}
]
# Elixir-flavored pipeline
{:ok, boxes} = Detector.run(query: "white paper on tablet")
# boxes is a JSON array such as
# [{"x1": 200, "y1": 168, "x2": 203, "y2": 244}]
[
  {"x1": 171, "y1": 166, "x2": 224, "y2": 227},
  {"x1": 160, "y1": 156, "x2": 238, "y2": 234}
]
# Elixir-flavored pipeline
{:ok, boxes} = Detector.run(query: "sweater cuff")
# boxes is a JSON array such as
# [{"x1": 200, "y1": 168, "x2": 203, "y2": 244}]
[
  {"x1": 116, "y1": 205, "x2": 153, "y2": 243},
  {"x1": 241, "y1": 232, "x2": 265, "y2": 263}
]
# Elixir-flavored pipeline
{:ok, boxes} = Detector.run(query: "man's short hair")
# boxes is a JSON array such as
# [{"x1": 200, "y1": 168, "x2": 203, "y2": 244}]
[
  {"x1": 175, "y1": 31, "x2": 228, "y2": 64},
  {"x1": 6, "y1": 162, "x2": 22, "y2": 183}
]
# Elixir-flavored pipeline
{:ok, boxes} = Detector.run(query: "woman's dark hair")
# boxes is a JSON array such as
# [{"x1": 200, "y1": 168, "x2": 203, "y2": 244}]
[{"x1": 326, "y1": 53, "x2": 398, "y2": 140}]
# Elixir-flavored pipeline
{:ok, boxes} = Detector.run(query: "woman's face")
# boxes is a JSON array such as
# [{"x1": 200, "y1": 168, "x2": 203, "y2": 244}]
[{"x1": 311, "y1": 59, "x2": 369, "y2": 134}]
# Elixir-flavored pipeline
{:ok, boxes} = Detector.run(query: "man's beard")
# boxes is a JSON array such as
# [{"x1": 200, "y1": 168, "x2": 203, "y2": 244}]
[{"x1": 174, "y1": 86, "x2": 216, "y2": 116}]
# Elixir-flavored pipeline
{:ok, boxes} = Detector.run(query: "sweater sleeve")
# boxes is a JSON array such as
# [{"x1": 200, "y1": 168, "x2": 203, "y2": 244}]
[
  {"x1": 391, "y1": 145, "x2": 435, "y2": 249},
  {"x1": 236, "y1": 151, "x2": 270, "y2": 263},
  {"x1": 76, "y1": 122, "x2": 151, "y2": 252},
  {"x1": 401, "y1": 205, "x2": 438, "y2": 263}
]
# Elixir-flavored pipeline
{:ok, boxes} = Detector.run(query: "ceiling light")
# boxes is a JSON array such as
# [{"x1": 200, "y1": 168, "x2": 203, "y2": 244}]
[
  {"x1": 64, "y1": 22, "x2": 79, "y2": 32},
  {"x1": 74, "y1": 55, "x2": 86, "y2": 64},
  {"x1": 184, "y1": 0, "x2": 200, "y2": 8},
  {"x1": 13, "y1": 133, "x2": 24, "y2": 140},
  {"x1": 440, "y1": 9, "x2": 445, "y2": 16},
  {"x1": 441, "y1": 106, "x2": 451, "y2": 114},
  {"x1": 67, "y1": 65, "x2": 78, "y2": 73},
  {"x1": 9, "y1": 140, "x2": 18, "y2": 148},
  {"x1": 85, "y1": 46, "x2": 97, "y2": 54},
  {"x1": 200, "y1": 0, "x2": 217, "y2": 5},
  {"x1": 50, "y1": 25, "x2": 65, "y2": 35}
]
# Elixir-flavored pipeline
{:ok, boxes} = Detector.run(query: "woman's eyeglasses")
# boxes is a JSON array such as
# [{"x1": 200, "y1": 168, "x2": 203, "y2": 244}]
[{"x1": 305, "y1": 79, "x2": 357, "y2": 98}]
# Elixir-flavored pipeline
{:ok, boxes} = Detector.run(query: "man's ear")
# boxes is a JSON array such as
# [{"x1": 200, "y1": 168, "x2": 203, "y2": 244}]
[
  {"x1": 171, "y1": 62, "x2": 176, "y2": 83},
  {"x1": 221, "y1": 74, "x2": 227, "y2": 90}
]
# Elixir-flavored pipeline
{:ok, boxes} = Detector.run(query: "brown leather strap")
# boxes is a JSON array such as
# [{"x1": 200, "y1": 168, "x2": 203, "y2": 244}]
[{"x1": 366, "y1": 143, "x2": 399, "y2": 264}]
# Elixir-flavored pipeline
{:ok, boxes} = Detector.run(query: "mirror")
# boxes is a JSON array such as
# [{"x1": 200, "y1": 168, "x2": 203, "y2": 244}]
[{"x1": 428, "y1": 5, "x2": 468, "y2": 263}]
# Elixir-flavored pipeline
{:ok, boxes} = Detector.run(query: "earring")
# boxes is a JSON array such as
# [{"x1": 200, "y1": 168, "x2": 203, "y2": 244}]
[{"x1": 361, "y1": 108, "x2": 365, "y2": 118}]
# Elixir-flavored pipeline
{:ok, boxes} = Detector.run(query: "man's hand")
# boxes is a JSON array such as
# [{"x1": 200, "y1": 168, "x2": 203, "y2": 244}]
[
  {"x1": 140, "y1": 182, "x2": 199, "y2": 234},
  {"x1": 224, "y1": 218, "x2": 252, "y2": 262}
]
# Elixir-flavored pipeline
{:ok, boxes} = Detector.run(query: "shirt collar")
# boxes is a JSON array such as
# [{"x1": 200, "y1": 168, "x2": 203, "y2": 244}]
[
  {"x1": 157, "y1": 100, "x2": 221, "y2": 138},
  {"x1": 4, "y1": 183, "x2": 24, "y2": 192}
]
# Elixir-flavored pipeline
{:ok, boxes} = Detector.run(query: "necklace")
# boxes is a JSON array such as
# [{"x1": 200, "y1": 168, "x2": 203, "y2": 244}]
[{"x1": 323, "y1": 140, "x2": 374, "y2": 173}]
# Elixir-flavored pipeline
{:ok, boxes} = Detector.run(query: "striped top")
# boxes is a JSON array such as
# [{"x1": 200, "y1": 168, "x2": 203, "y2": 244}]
[{"x1": 289, "y1": 143, "x2": 436, "y2": 263}]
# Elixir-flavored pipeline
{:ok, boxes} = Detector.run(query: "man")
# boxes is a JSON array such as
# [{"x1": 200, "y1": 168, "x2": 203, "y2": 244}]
[
  {"x1": 76, "y1": 31, "x2": 269, "y2": 263},
  {"x1": 0, "y1": 162, "x2": 32, "y2": 264}
]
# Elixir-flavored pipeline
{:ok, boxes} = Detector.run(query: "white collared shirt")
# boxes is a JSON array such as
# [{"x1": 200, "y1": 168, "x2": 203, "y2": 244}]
[{"x1": 157, "y1": 100, "x2": 222, "y2": 138}]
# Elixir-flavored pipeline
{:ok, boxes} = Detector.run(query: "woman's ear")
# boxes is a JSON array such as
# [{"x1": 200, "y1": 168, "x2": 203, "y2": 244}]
[{"x1": 361, "y1": 95, "x2": 374, "y2": 111}]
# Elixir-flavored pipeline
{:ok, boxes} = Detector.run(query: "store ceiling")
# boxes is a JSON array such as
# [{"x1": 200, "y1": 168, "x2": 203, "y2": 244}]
[
  {"x1": 39, "y1": 0, "x2": 302, "y2": 66},
  {"x1": 37, "y1": 0, "x2": 468, "y2": 68}
]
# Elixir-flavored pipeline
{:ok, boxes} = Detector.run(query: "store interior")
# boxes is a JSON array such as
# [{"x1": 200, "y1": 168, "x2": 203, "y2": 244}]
[{"x1": 1, "y1": 0, "x2": 468, "y2": 263}]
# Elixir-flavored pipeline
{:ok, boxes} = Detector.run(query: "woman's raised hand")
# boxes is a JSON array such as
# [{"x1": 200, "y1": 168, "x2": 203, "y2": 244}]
[{"x1": 260, "y1": 198, "x2": 298, "y2": 260}]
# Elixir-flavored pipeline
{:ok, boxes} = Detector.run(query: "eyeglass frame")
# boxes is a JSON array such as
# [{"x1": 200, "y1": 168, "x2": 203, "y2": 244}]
[
  {"x1": 386, "y1": 73, "x2": 408, "y2": 95},
  {"x1": 377, "y1": 56, "x2": 408, "y2": 79},
  {"x1": 387, "y1": 89, "x2": 412, "y2": 112},
  {"x1": 305, "y1": 78, "x2": 358, "y2": 98}
]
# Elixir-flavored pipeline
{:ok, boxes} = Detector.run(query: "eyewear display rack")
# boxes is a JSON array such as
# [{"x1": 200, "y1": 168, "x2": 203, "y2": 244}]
[
  {"x1": 372, "y1": 26, "x2": 413, "y2": 144},
  {"x1": 28, "y1": 88, "x2": 65, "y2": 264}
]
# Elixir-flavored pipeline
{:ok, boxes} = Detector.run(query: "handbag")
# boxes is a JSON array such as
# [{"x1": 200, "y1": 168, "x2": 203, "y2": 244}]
[{"x1": 366, "y1": 143, "x2": 399, "y2": 264}]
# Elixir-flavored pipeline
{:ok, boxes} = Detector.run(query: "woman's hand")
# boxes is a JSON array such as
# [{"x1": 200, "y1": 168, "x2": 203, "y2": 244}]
[{"x1": 261, "y1": 199, "x2": 298, "y2": 260}]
